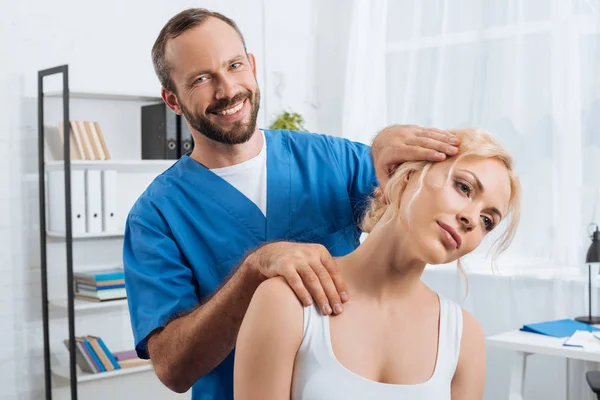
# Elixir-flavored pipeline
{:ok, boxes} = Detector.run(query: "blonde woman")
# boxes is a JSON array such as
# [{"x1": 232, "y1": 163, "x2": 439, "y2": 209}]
[{"x1": 233, "y1": 128, "x2": 521, "y2": 400}]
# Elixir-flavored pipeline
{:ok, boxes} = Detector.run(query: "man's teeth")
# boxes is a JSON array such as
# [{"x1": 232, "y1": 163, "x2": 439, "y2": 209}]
[{"x1": 216, "y1": 102, "x2": 244, "y2": 115}]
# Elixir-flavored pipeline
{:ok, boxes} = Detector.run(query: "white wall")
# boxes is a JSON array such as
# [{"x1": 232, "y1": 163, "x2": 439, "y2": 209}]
[{"x1": 0, "y1": 0, "x2": 355, "y2": 398}]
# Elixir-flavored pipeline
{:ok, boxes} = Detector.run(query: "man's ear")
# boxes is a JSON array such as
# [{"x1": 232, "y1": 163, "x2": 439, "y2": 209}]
[
  {"x1": 247, "y1": 53, "x2": 257, "y2": 79},
  {"x1": 161, "y1": 87, "x2": 182, "y2": 115}
]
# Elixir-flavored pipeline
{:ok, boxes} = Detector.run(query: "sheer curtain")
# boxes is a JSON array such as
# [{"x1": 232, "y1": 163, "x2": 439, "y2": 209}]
[
  {"x1": 343, "y1": 0, "x2": 600, "y2": 271},
  {"x1": 341, "y1": 0, "x2": 389, "y2": 143}
]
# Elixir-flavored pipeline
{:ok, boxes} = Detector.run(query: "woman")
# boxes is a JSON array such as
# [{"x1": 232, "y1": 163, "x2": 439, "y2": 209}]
[{"x1": 233, "y1": 128, "x2": 521, "y2": 400}]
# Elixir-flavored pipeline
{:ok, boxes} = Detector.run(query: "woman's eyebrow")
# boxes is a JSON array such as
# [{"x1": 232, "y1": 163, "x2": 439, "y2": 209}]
[{"x1": 458, "y1": 169, "x2": 503, "y2": 220}]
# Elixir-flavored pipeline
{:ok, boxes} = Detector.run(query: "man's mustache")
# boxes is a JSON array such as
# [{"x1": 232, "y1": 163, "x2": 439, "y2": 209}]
[{"x1": 206, "y1": 91, "x2": 252, "y2": 114}]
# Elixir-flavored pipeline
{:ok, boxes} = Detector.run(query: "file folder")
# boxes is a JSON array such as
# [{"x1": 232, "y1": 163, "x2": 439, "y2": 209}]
[
  {"x1": 520, "y1": 318, "x2": 600, "y2": 338},
  {"x1": 47, "y1": 169, "x2": 86, "y2": 235},
  {"x1": 101, "y1": 170, "x2": 118, "y2": 231},
  {"x1": 85, "y1": 169, "x2": 103, "y2": 233},
  {"x1": 141, "y1": 103, "x2": 179, "y2": 159},
  {"x1": 179, "y1": 115, "x2": 194, "y2": 157}
]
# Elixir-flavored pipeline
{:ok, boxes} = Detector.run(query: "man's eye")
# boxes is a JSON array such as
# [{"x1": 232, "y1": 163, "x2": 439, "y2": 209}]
[
  {"x1": 231, "y1": 62, "x2": 241, "y2": 69},
  {"x1": 196, "y1": 76, "x2": 208, "y2": 83}
]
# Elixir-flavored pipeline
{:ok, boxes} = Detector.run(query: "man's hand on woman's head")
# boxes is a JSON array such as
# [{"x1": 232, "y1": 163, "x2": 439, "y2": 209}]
[
  {"x1": 246, "y1": 242, "x2": 348, "y2": 316},
  {"x1": 372, "y1": 124, "x2": 461, "y2": 191}
]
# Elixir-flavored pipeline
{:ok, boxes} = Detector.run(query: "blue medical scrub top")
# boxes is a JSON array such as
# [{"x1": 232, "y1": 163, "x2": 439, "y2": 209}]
[{"x1": 123, "y1": 129, "x2": 377, "y2": 400}]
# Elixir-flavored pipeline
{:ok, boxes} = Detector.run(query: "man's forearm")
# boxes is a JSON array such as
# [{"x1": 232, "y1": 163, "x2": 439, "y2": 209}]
[{"x1": 149, "y1": 254, "x2": 265, "y2": 393}]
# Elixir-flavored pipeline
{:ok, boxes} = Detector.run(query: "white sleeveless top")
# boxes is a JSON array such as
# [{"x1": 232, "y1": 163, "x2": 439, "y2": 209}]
[{"x1": 291, "y1": 294, "x2": 463, "y2": 400}]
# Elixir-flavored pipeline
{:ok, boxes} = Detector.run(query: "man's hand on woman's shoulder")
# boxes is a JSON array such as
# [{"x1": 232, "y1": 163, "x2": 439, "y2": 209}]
[{"x1": 245, "y1": 241, "x2": 348, "y2": 316}]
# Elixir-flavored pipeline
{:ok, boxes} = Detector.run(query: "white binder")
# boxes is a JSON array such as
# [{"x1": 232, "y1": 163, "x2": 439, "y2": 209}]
[
  {"x1": 85, "y1": 169, "x2": 103, "y2": 233},
  {"x1": 101, "y1": 170, "x2": 118, "y2": 231},
  {"x1": 47, "y1": 170, "x2": 86, "y2": 235}
]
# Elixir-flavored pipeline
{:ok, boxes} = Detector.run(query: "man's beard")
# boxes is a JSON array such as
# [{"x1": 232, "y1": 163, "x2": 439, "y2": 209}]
[{"x1": 179, "y1": 88, "x2": 260, "y2": 145}]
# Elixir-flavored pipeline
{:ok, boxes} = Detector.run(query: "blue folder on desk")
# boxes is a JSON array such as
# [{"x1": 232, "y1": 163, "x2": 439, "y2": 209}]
[{"x1": 520, "y1": 319, "x2": 600, "y2": 338}]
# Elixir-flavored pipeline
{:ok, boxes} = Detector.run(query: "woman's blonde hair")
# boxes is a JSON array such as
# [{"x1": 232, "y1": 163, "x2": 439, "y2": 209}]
[{"x1": 360, "y1": 128, "x2": 521, "y2": 269}]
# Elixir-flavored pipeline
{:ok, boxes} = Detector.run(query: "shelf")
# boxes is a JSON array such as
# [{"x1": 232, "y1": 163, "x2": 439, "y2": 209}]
[
  {"x1": 50, "y1": 298, "x2": 128, "y2": 311},
  {"x1": 52, "y1": 363, "x2": 153, "y2": 383},
  {"x1": 47, "y1": 230, "x2": 125, "y2": 239},
  {"x1": 44, "y1": 90, "x2": 162, "y2": 102},
  {"x1": 45, "y1": 159, "x2": 176, "y2": 173}
]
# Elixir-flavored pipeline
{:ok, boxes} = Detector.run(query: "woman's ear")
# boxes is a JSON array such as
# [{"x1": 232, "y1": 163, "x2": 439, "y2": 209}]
[{"x1": 374, "y1": 188, "x2": 389, "y2": 205}]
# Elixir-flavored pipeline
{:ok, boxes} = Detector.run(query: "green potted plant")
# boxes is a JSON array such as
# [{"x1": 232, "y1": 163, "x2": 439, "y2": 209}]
[{"x1": 269, "y1": 110, "x2": 306, "y2": 131}]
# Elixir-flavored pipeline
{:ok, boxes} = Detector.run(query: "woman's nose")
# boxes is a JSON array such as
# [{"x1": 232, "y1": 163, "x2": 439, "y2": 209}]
[{"x1": 457, "y1": 211, "x2": 476, "y2": 231}]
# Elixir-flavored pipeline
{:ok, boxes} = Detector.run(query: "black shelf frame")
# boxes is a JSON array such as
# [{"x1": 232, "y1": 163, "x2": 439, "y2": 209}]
[{"x1": 38, "y1": 64, "x2": 78, "y2": 400}]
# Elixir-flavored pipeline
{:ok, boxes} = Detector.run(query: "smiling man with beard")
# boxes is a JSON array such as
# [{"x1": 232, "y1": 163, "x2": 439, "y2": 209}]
[{"x1": 122, "y1": 7, "x2": 461, "y2": 400}]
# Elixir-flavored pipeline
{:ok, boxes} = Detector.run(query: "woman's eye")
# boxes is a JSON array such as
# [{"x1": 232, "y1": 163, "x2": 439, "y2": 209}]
[
  {"x1": 482, "y1": 216, "x2": 494, "y2": 231},
  {"x1": 456, "y1": 181, "x2": 471, "y2": 196}
]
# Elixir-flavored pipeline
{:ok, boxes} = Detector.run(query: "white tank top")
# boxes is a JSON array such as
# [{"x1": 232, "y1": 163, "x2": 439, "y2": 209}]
[{"x1": 291, "y1": 294, "x2": 463, "y2": 400}]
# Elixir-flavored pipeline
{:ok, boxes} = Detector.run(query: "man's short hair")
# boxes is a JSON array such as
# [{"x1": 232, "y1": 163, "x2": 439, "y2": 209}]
[{"x1": 152, "y1": 8, "x2": 248, "y2": 93}]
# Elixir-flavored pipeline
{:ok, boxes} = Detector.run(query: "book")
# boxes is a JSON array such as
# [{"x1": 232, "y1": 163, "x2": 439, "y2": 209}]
[
  {"x1": 75, "y1": 287, "x2": 126, "y2": 300},
  {"x1": 563, "y1": 330, "x2": 600, "y2": 351},
  {"x1": 119, "y1": 358, "x2": 151, "y2": 368},
  {"x1": 63, "y1": 338, "x2": 97, "y2": 373},
  {"x1": 85, "y1": 336, "x2": 115, "y2": 371},
  {"x1": 520, "y1": 318, "x2": 600, "y2": 338},
  {"x1": 76, "y1": 283, "x2": 125, "y2": 291},
  {"x1": 88, "y1": 335, "x2": 121, "y2": 370},
  {"x1": 112, "y1": 349, "x2": 151, "y2": 368},
  {"x1": 113, "y1": 350, "x2": 138, "y2": 361},
  {"x1": 74, "y1": 267, "x2": 125, "y2": 283},
  {"x1": 64, "y1": 335, "x2": 139, "y2": 374}
]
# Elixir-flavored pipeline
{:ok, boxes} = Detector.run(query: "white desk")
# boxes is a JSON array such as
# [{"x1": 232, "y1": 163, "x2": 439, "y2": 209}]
[{"x1": 487, "y1": 330, "x2": 600, "y2": 400}]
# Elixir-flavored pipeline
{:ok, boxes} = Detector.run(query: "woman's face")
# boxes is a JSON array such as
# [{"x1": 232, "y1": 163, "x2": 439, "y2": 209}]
[{"x1": 395, "y1": 156, "x2": 511, "y2": 265}]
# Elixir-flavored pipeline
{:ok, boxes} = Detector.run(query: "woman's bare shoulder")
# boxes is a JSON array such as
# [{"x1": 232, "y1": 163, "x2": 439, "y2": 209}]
[
  {"x1": 253, "y1": 276, "x2": 306, "y2": 311},
  {"x1": 241, "y1": 276, "x2": 305, "y2": 341},
  {"x1": 460, "y1": 308, "x2": 484, "y2": 343}
]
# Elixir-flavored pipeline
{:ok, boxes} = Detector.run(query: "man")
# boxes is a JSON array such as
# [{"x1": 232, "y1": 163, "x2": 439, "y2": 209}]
[{"x1": 123, "y1": 7, "x2": 459, "y2": 400}]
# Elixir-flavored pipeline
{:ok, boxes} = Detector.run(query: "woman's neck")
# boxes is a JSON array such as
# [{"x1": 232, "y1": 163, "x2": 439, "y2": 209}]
[{"x1": 337, "y1": 225, "x2": 427, "y2": 303}]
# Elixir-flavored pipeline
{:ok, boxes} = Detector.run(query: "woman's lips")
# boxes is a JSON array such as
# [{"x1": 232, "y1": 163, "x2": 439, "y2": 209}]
[{"x1": 437, "y1": 221, "x2": 462, "y2": 249}]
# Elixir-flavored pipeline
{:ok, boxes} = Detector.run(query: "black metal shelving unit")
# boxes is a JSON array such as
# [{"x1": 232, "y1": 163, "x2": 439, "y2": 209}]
[{"x1": 38, "y1": 64, "x2": 78, "y2": 400}]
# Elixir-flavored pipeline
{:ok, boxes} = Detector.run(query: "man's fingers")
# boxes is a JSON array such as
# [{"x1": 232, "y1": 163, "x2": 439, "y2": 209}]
[
  {"x1": 298, "y1": 267, "x2": 332, "y2": 315},
  {"x1": 414, "y1": 129, "x2": 452, "y2": 143},
  {"x1": 408, "y1": 136, "x2": 458, "y2": 156},
  {"x1": 311, "y1": 262, "x2": 343, "y2": 315},
  {"x1": 321, "y1": 254, "x2": 350, "y2": 303},
  {"x1": 411, "y1": 146, "x2": 447, "y2": 162},
  {"x1": 283, "y1": 268, "x2": 313, "y2": 307},
  {"x1": 416, "y1": 128, "x2": 458, "y2": 143}
]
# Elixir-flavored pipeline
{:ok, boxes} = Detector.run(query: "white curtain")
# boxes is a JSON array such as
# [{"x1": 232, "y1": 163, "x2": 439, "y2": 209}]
[
  {"x1": 343, "y1": 0, "x2": 600, "y2": 270},
  {"x1": 341, "y1": 1, "x2": 600, "y2": 399},
  {"x1": 341, "y1": 0, "x2": 389, "y2": 144}
]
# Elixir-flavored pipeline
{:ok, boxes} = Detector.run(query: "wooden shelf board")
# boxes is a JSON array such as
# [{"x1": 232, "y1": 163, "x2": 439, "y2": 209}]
[
  {"x1": 44, "y1": 90, "x2": 161, "y2": 102},
  {"x1": 52, "y1": 363, "x2": 153, "y2": 383},
  {"x1": 50, "y1": 298, "x2": 128, "y2": 311}
]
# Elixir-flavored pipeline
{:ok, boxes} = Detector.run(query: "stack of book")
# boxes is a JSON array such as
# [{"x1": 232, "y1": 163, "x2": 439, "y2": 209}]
[
  {"x1": 58, "y1": 120, "x2": 111, "y2": 160},
  {"x1": 74, "y1": 267, "x2": 126, "y2": 302},
  {"x1": 64, "y1": 336, "x2": 151, "y2": 374},
  {"x1": 113, "y1": 349, "x2": 153, "y2": 368}
]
